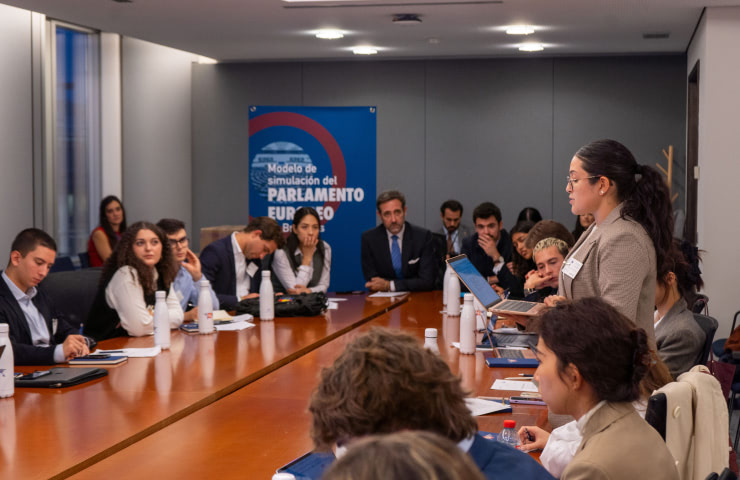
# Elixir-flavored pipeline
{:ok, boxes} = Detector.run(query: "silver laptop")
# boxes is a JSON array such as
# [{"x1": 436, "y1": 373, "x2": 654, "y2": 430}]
[{"x1": 446, "y1": 254, "x2": 545, "y2": 317}]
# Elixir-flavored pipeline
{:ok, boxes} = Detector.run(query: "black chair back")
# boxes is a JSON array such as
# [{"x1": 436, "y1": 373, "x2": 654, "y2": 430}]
[
  {"x1": 39, "y1": 268, "x2": 102, "y2": 328},
  {"x1": 694, "y1": 313, "x2": 719, "y2": 366},
  {"x1": 645, "y1": 392, "x2": 667, "y2": 441},
  {"x1": 49, "y1": 256, "x2": 75, "y2": 273},
  {"x1": 692, "y1": 294, "x2": 709, "y2": 314}
]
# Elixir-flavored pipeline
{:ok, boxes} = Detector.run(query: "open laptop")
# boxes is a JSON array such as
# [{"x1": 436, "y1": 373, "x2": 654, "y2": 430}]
[{"x1": 446, "y1": 254, "x2": 545, "y2": 317}]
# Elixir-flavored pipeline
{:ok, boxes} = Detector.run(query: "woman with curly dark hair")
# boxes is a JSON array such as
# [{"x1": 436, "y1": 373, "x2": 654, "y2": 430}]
[
  {"x1": 520, "y1": 298, "x2": 677, "y2": 479},
  {"x1": 87, "y1": 195, "x2": 127, "y2": 267},
  {"x1": 545, "y1": 139, "x2": 674, "y2": 343},
  {"x1": 85, "y1": 221, "x2": 183, "y2": 340}
]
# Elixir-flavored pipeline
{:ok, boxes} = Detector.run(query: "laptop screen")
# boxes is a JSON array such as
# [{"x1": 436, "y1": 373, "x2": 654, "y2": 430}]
[{"x1": 447, "y1": 255, "x2": 501, "y2": 309}]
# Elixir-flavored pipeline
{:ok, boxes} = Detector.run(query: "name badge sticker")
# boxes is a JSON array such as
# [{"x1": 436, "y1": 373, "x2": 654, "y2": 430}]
[
  {"x1": 246, "y1": 263, "x2": 259, "y2": 278},
  {"x1": 562, "y1": 258, "x2": 583, "y2": 279}
]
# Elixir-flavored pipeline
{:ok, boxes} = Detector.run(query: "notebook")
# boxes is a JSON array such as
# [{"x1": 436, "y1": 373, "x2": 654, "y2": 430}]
[
  {"x1": 276, "y1": 451, "x2": 335, "y2": 480},
  {"x1": 69, "y1": 354, "x2": 128, "y2": 366},
  {"x1": 447, "y1": 254, "x2": 545, "y2": 317},
  {"x1": 15, "y1": 367, "x2": 108, "y2": 388}
]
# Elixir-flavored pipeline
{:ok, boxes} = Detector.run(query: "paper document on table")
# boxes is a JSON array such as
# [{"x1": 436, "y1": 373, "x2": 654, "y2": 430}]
[
  {"x1": 491, "y1": 379, "x2": 539, "y2": 392},
  {"x1": 451, "y1": 342, "x2": 493, "y2": 352},
  {"x1": 96, "y1": 346, "x2": 162, "y2": 358},
  {"x1": 231, "y1": 313, "x2": 254, "y2": 323},
  {"x1": 368, "y1": 291, "x2": 407, "y2": 298},
  {"x1": 216, "y1": 321, "x2": 255, "y2": 332},
  {"x1": 327, "y1": 302, "x2": 339, "y2": 310},
  {"x1": 465, "y1": 397, "x2": 511, "y2": 416},
  {"x1": 328, "y1": 298, "x2": 348, "y2": 302},
  {"x1": 211, "y1": 310, "x2": 233, "y2": 321}
]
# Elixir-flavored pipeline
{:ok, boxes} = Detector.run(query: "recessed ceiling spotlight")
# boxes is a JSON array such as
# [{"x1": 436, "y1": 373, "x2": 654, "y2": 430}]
[
  {"x1": 427, "y1": 37, "x2": 440, "y2": 45},
  {"x1": 315, "y1": 29, "x2": 344, "y2": 40},
  {"x1": 392, "y1": 14, "x2": 422, "y2": 25},
  {"x1": 506, "y1": 25, "x2": 535, "y2": 35},
  {"x1": 519, "y1": 42, "x2": 544, "y2": 52},
  {"x1": 353, "y1": 46, "x2": 378, "y2": 55}
]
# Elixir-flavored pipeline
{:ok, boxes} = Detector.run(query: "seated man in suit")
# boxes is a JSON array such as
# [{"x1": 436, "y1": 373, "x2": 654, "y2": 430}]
[
  {"x1": 200, "y1": 216, "x2": 284, "y2": 309},
  {"x1": 439, "y1": 199, "x2": 472, "y2": 257},
  {"x1": 361, "y1": 190, "x2": 435, "y2": 292},
  {"x1": 461, "y1": 202, "x2": 513, "y2": 285},
  {"x1": 157, "y1": 218, "x2": 219, "y2": 321},
  {"x1": 0, "y1": 228, "x2": 89, "y2": 365},
  {"x1": 309, "y1": 328, "x2": 555, "y2": 480}
]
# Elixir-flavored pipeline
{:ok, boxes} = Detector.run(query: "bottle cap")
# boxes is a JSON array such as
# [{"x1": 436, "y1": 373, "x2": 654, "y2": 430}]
[
  {"x1": 155, "y1": 291, "x2": 166, "y2": 299},
  {"x1": 463, "y1": 293, "x2": 474, "y2": 301},
  {"x1": 425, "y1": 328, "x2": 437, "y2": 338},
  {"x1": 503, "y1": 419, "x2": 516, "y2": 428},
  {"x1": 262, "y1": 270, "x2": 271, "y2": 278},
  {"x1": 272, "y1": 474, "x2": 296, "y2": 480},
  {"x1": 0, "y1": 324, "x2": 8, "y2": 333},
  {"x1": 199, "y1": 279, "x2": 210, "y2": 286}
]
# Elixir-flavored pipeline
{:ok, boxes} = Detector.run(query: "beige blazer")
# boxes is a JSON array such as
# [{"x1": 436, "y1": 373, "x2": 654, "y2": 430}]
[
  {"x1": 562, "y1": 402, "x2": 678, "y2": 480},
  {"x1": 558, "y1": 204, "x2": 656, "y2": 342}
]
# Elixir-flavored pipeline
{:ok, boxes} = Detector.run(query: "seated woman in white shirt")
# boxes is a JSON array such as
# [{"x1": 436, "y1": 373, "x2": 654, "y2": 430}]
[
  {"x1": 273, "y1": 207, "x2": 331, "y2": 294},
  {"x1": 517, "y1": 298, "x2": 677, "y2": 480},
  {"x1": 84, "y1": 221, "x2": 184, "y2": 340}
]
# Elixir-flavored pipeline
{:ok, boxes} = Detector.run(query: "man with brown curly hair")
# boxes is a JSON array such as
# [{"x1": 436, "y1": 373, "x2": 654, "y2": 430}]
[{"x1": 309, "y1": 328, "x2": 554, "y2": 480}]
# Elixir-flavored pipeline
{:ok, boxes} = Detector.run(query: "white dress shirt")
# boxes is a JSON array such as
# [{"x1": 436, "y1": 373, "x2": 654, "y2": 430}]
[
  {"x1": 105, "y1": 266, "x2": 184, "y2": 337},
  {"x1": 231, "y1": 232, "x2": 252, "y2": 298}
]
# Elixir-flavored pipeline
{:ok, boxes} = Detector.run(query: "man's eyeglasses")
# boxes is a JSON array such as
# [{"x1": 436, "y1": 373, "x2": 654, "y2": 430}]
[
  {"x1": 566, "y1": 175, "x2": 600, "y2": 189},
  {"x1": 168, "y1": 237, "x2": 189, "y2": 248}
]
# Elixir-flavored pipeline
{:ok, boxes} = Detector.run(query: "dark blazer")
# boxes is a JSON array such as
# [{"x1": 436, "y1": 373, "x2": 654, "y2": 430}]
[
  {"x1": 199, "y1": 235, "x2": 269, "y2": 309},
  {"x1": 461, "y1": 230, "x2": 513, "y2": 279},
  {"x1": 468, "y1": 434, "x2": 555, "y2": 480},
  {"x1": 360, "y1": 222, "x2": 435, "y2": 292},
  {"x1": 0, "y1": 272, "x2": 77, "y2": 365}
]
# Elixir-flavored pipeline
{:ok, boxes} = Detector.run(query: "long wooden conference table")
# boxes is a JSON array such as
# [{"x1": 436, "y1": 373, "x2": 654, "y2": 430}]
[{"x1": 4, "y1": 291, "x2": 546, "y2": 479}]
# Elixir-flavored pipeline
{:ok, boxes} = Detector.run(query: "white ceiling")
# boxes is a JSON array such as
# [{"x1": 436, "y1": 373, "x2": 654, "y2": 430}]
[{"x1": 1, "y1": 0, "x2": 733, "y2": 61}]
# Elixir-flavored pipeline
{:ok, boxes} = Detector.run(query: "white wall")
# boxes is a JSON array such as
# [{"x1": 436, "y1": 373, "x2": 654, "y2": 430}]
[
  {"x1": 121, "y1": 37, "x2": 197, "y2": 230},
  {"x1": 0, "y1": 4, "x2": 34, "y2": 257},
  {"x1": 687, "y1": 7, "x2": 740, "y2": 337}
]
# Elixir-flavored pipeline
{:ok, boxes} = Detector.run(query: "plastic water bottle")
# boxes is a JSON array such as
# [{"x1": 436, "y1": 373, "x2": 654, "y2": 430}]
[
  {"x1": 259, "y1": 270, "x2": 274, "y2": 321},
  {"x1": 197, "y1": 279, "x2": 214, "y2": 334},
  {"x1": 0, "y1": 324, "x2": 14, "y2": 398},
  {"x1": 499, "y1": 419, "x2": 519, "y2": 447},
  {"x1": 424, "y1": 328, "x2": 440, "y2": 355},
  {"x1": 446, "y1": 273, "x2": 461, "y2": 316},
  {"x1": 153, "y1": 291, "x2": 170, "y2": 350},
  {"x1": 442, "y1": 265, "x2": 451, "y2": 307},
  {"x1": 459, "y1": 293, "x2": 476, "y2": 354}
]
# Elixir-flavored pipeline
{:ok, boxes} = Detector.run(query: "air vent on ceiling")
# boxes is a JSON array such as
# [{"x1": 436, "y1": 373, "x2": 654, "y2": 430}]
[
  {"x1": 643, "y1": 32, "x2": 670, "y2": 40},
  {"x1": 393, "y1": 13, "x2": 422, "y2": 25},
  {"x1": 111, "y1": 0, "x2": 133, "y2": 3}
]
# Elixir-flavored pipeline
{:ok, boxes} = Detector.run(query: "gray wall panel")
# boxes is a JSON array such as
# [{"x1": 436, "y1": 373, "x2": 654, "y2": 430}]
[
  {"x1": 0, "y1": 6, "x2": 33, "y2": 256},
  {"x1": 121, "y1": 37, "x2": 195, "y2": 231},
  {"x1": 425, "y1": 58, "x2": 554, "y2": 231},
  {"x1": 191, "y1": 63, "x2": 302, "y2": 249},
  {"x1": 552, "y1": 56, "x2": 687, "y2": 228}
]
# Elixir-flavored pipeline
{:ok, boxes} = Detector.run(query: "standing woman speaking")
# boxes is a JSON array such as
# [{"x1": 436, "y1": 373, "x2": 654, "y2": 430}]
[{"x1": 546, "y1": 139, "x2": 673, "y2": 341}]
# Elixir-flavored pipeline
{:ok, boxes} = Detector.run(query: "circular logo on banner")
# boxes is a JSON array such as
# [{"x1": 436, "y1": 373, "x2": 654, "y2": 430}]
[{"x1": 250, "y1": 142, "x2": 315, "y2": 198}]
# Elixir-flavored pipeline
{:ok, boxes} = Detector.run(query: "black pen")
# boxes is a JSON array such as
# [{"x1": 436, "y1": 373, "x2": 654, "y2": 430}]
[{"x1": 524, "y1": 428, "x2": 535, "y2": 442}]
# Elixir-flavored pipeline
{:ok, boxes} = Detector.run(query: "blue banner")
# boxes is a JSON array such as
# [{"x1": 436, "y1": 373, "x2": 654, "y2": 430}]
[{"x1": 248, "y1": 106, "x2": 376, "y2": 292}]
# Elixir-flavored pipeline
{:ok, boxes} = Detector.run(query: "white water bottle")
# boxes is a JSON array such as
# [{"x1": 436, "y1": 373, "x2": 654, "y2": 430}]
[
  {"x1": 442, "y1": 265, "x2": 451, "y2": 307},
  {"x1": 153, "y1": 291, "x2": 170, "y2": 350},
  {"x1": 446, "y1": 273, "x2": 461, "y2": 316},
  {"x1": 259, "y1": 270, "x2": 274, "y2": 321},
  {"x1": 424, "y1": 328, "x2": 440, "y2": 355},
  {"x1": 0, "y1": 324, "x2": 14, "y2": 398},
  {"x1": 459, "y1": 293, "x2": 476, "y2": 354},
  {"x1": 197, "y1": 279, "x2": 214, "y2": 334}
]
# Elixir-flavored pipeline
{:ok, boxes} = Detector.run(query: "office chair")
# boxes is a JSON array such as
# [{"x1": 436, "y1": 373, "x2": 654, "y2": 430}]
[
  {"x1": 712, "y1": 311, "x2": 740, "y2": 359},
  {"x1": 39, "y1": 268, "x2": 102, "y2": 329},
  {"x1": 705, "y1": 468, "x2": 738, "y2": 480},
  {"x1": 692, "y1": 294, "x2": 709, "y2": 314},
  {"x1": 49, "y1": 256, "x2": 75, "y2": 273},
  {"x1": 694, "y1": 313, "x2": 719, "y2": 367}
]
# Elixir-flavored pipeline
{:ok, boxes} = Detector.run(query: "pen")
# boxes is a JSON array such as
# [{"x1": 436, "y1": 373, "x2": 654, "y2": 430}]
[
  {"x1": 99, "y1": 350, "x2": 124, "y2": 353},
  {"x1": 518, "y1": 373, "x2": 534, "y2": 377},
  {"x1": 79, "y1": 323, "x2": 84, "y2": 335},
  {"x1": 504, "y1": 377, "x2": 533, "y2": 381},
  {"x1": 524, "y1": 428, "x2": 535, "y2": 442}
]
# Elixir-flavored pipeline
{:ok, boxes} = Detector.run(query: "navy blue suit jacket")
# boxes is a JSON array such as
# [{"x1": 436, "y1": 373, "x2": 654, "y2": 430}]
[
  {"x1": 461, "y1": 230, "x2": 513, "y2": 278},
  {"x1": 468, "y1": 434, "x2": 555, "y2": 480},
  {"x1": 0, "y1": 272, "x2": 77, "y2": 365},
  {"x1": 360, "y1": 222, "x2": 435, "y2": 292},
  {"x1": 199, "y1": 235, "x2": 270, "y2": 309}
]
